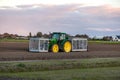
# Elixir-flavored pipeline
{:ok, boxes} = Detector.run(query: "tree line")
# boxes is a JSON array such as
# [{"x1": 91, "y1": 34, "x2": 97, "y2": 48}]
[
  {"x1": 30, "y1": 32, "x2": 113, "y2": 41},
  {"x1": 0, "y1": 32, "x2": 113, "y2": 41}
]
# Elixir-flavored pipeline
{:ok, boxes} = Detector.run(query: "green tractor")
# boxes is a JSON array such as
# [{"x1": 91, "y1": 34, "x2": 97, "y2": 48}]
[
  {"x1": 49, "y1": 32, "x2": 72, "y2": 53},
  {"x1": 29, "y1": 32, "x2": 88, "y2": 53}
]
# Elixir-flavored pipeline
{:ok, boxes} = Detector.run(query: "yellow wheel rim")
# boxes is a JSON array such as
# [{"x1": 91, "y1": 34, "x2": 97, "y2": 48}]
[
  {"x1": 52, "y1": 44, "x2": 59, "y2": 53},
  {"x1": 64, "y1": 41, "x2": 72, "y2": 53}
]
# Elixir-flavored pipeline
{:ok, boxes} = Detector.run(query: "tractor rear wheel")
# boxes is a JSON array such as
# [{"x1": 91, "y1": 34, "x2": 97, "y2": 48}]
[
  {"x1": 63, "y1": 41, "x2": 72, "y2": 53},
  {"x1": 52, "y1": 44, "x2": 59, "y2": 53}
]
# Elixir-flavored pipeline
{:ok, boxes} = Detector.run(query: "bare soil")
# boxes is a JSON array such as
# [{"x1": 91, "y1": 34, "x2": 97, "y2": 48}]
[{"x1": 0, "y1": 42, "x2": 120, "y2": 61}]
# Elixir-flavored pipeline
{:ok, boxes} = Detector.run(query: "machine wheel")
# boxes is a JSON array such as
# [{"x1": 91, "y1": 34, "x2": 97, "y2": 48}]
[
  {"x1": 63, "y1": 41, "x2": 72, "y2": 53},
  {"x1": 52, "y1": 44, "x2": 59, "y2": 53}
]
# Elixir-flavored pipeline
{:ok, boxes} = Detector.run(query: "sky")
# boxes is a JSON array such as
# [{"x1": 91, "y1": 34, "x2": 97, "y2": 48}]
[{"x1": 0, "y1": 0, "x2": 120, "y2": 37}]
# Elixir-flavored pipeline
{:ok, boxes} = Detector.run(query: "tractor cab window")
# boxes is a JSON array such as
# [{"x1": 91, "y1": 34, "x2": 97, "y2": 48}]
[
  {"x1": 52, "y1": 34, "x2": 60, "y2": 40},
  {"x1": 60, "y1": 34, "x2": 65, "y2": 40}
]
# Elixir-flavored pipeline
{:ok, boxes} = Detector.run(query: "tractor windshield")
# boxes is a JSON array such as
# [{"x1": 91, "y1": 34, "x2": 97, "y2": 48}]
[{"x1": 52, "y1": 33, "x2": 60, "y2": 40}]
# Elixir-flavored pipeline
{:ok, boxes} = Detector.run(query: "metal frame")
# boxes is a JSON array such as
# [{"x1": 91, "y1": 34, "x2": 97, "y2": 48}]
[
  {"x1": 29, "y1": 38, "x2": 49, "y2": 52},
  {"x1": 29, "y1": 37, "x2": 88, "y2": 52},
  {"x1": 72, "y1": 38, "x2": 87, "y2": 51}
]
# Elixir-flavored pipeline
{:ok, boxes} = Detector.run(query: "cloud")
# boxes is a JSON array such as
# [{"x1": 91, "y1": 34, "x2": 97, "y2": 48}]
[{"x1": 0, "y1": 4, "x2": 120, "y2": 36}]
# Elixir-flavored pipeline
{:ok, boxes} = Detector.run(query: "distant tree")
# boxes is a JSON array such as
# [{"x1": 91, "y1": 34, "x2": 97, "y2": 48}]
[
  {"x1": 36, "y1": 32, "x2": 42, "y2": 37},
  {"x1": 14, "y1": 34, "x2": 18, "y2": 37},
  {"x1": 75, "y1": 34, "x2": 89, "y2": 39},
  {"x1": 103, "y1": 36, "x2": 112, "y2": 41},
  {"x1": 28, "y1": 32, "x2": 32, "y2": 39},
  {"x1": 43, "y1": 34, "x2": 49, "y2": 38},
  {"x1": 29, "y1": 32, "x2": 32, "y2": 37},
  {"x1": 0, "y1": 34, "x2": 2, "y2": 39},
  {"x1": 0, "y1": 33, "x2": 19, "y2": 39},
  {"x1": 3, "y1": 33, "x2": 10, "y2": 38}
]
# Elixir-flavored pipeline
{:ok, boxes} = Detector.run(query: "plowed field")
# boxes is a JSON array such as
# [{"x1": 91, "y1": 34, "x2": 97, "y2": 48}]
[{"x1": 0, "y1": 42, "x2": 120, "y2": 61}]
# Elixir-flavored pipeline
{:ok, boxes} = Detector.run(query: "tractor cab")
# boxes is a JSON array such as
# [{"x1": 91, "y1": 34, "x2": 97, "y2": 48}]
[{"x1": 51, "y1": 32, "x2": 68, "y2": 40}]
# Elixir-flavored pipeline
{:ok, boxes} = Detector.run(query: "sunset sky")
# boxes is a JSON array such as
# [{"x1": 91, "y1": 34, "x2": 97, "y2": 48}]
[{"x1": 0, "y1": 0, "x2": 120, "y2": 36}]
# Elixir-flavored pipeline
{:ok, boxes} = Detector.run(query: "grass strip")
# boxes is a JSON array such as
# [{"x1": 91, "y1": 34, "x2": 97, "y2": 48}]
[
  {"x1": 0, "y1": 67, "x2": 120, "y2": 80},
  {"x1": 0, "y1": 58, "x2": 120, "y2": 73}
]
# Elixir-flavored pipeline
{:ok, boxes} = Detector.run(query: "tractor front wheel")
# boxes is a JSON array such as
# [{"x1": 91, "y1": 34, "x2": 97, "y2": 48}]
[
  {"x1": 52, "y1": 44, "x2": 59, "y2": 53},
  {"x1": 63, "y1": 41, "x2": 72, "y2": 53}
]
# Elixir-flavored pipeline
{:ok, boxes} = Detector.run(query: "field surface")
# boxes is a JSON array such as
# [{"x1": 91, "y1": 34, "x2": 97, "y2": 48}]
[
  {"x1": 0, "y1": 42, "x2": 120, "y2": 61},
  {"x1": 0, "y1": 41, "x2": 120, "y2": 80}
]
